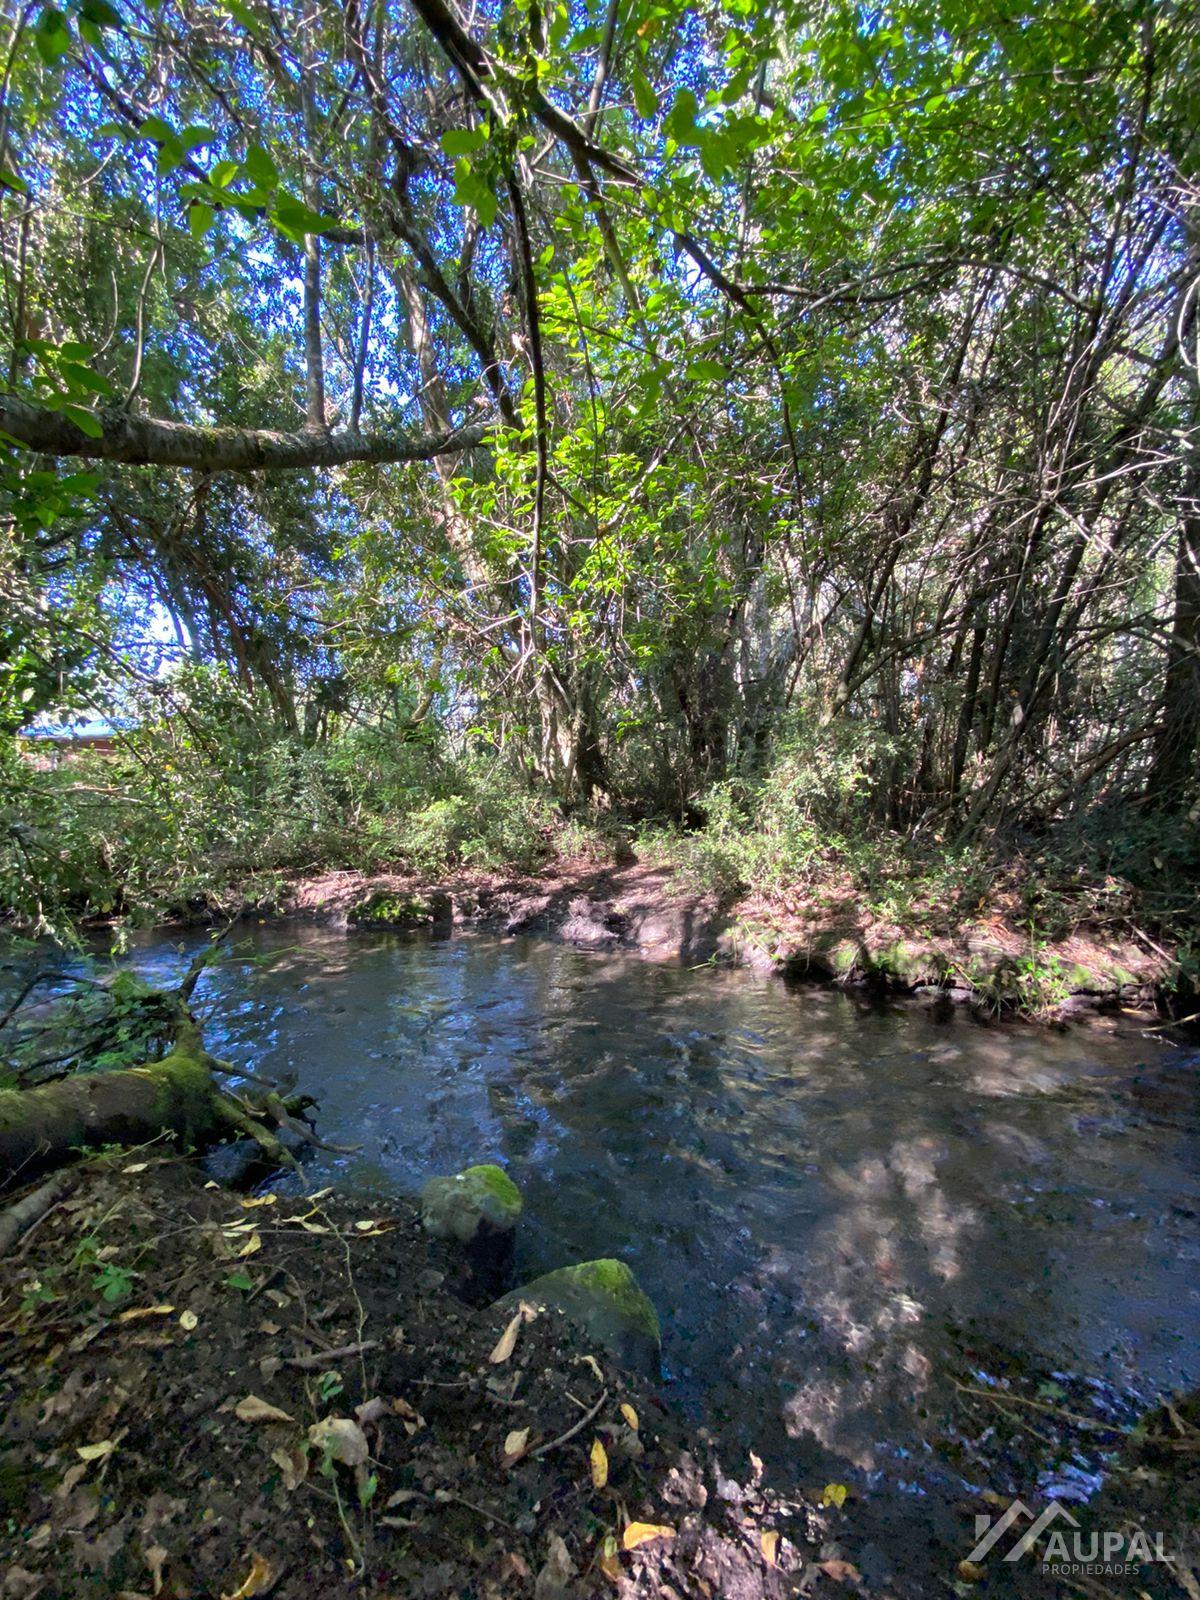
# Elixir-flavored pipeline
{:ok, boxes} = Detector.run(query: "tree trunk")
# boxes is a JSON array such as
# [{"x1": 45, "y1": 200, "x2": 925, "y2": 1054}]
[
  {"x1": 1147, "y1": 440, "x2": 1200, "y2": 806},
  {"x1": 0, "y1": 1024, "x2": 293, "y2": 1189}
]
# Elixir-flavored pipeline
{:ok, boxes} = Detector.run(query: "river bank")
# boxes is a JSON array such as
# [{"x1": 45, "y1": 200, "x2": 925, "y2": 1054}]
[
  {"x1": 0, "y1": 1158, "x2": 855, "y2": 1600},
  {"x1": 3, "y1": 1156, "x2": 1197, "y2": 1600},
  {"x1": 268, "y1": 854, "x2": 1173, "y2": 1025}
]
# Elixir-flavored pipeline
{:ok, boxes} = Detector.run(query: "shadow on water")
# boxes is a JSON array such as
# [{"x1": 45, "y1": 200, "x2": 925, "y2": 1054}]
[{"x1": 78, "y1": 922, "x2": 1200, "y2": 1588}]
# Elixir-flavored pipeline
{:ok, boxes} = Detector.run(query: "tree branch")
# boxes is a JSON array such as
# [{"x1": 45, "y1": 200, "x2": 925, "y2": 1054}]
[{"x1": 0, "y1": 393, "x2": 491, "y2": 471}]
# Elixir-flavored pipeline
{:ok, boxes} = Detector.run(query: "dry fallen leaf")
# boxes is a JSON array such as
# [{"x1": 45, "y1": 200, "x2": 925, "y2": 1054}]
[
  {"x1": 502, "y1": 1427, "x2": 530, "y2": 1465},
  {"x1": 761, "y1": 1530, "x2": 779, "y2": 1567},
  {"x1": 580, "y1": 1354, "x2": 605, "y2": 1383},
  {"x1": 237, "y1": 1233, "x2": 262, "y2": 1258},
  {"x1": 488, "y1": 1309, "x2": 523, "y2": 1365},
  {"x1": 144, "y1": 1544, "x2": 168, "y2": 1596},
  {"x1": 619, "y1": 1403, "x2": 639, "y2": 1432},
  {"x1": 389, "y1": 1396, "x2": 424, "y2": 1436},
  {"x1": 956, "y1": 1560, "x2": 985, "y2": 1584},
  {"x1": 307, "y1": 1416, "x2": 369, "y2": 1468},
  {"x1": 590, "y1": 1437, "x2": 609, "y2": 1490},
  {"x1": 179, "y1": 1309, "x2": 199, "y2": 1332},
  {"x1": 220, "y1": 1551, "x2": 274, "y2": 1600},
  {"x1": 622, "y1": 1522, "x2": 675, "y2": 1550},
  {"x1": 238, "y1": 1194, "x2": 277, "y2": 1209},
  {"x1": 76, "y1": 1440, "x2": 116, "y2": 1462},
  {"x1": 234, "y1": 1395, "x2": 293, "y2": 1425},
  {"x1": 122, "y1": 1162, "x2": 149, "y2": 1174},
  {"x1": 270, "y1": 1445, "x2": 309, "y2": 1491},
  {"x1": 818, "y1": 1559, "x2": 861, "y2": 1583},
  {"x1": 117, "y1": 1305, "x2": 174, "y2": 1322},
  {"x1": 354, "y1": 1219, "x2": 377, "y2": 1231}
]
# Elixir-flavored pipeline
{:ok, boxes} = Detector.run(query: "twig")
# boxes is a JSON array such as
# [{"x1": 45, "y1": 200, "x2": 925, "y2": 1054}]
[
  {"x1": 531, "y1": 1387, "x2": 608, "y2": 1457},
  {"x1": 285, "y1": 1339, "x2": 379, "y2": 1370},
  {"x1": 952, "y1": 1379, "x2": 1116, "y2": 1432}
]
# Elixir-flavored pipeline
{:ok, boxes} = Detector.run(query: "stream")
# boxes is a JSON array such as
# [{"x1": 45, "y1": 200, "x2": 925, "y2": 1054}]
[{"x1": 52, "y1": 923, "x2": 1200, "y2": 1585}]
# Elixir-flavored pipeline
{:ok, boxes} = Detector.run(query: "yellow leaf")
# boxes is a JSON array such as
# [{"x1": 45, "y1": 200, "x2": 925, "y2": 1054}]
[
  {"x1": 76, "y1": 1440, "x2": 115, "y2": 1461},
  {"x1": 821, "y1": 1482, "x2": 848, "y2": 1508},
  {"x1": 117, "y1": 1304, "x2": 174, "y2": 1322},
  {"x1": 761, "y1": 1530, "x2": 779, "y2": 1567},
  {"x1": 122, "y1": 1162, "x2": 149, "y2": 1174},
  {"x1": 620, "y1": 1403, "x2": 639, "y2": 1431},
  {"x1": 502, "y1": 1427, "x2": 530, "y2": 1463},
  {"x1": 238, "y1": 1194, "x2": 277, "y2": 1209},
  {"x1": 220, "y1": 1551, "x2": 274, "y2": 1600},
  {"x1": 235, "y1": 1395, "x2": 293, "y2": 1425},
  {"x1": 179, "y1": 1309, "x2": 200, "y2": 1331},
  {"x1": 489, "y1": 1309, "x2": 523, "y2": 1364},
  {"x1": 580, "y1": 1354, "x2": 604, "y2": 1382},
  {"x1": 622, "y1": 1522, "x2": 674, "y2": 1550},
  {"x1": 590, "y1": 1437, "x2": 609, "y2": 1489},
  {"x1": 354, "y1": 1219, "x2": 377, "y2": 1231},
  {"x1": 237, "y1": 1232, "x2": 262, "y2": 1258},
  {"x1": 298, "y1": 1220, "x2": 330, "y2": 1234}
]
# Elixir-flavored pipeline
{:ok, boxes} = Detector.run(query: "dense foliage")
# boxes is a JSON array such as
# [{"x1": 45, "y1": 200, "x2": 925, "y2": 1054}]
[{"x1": 0, "y1": 0, "x2": 1197, "y2": 942}]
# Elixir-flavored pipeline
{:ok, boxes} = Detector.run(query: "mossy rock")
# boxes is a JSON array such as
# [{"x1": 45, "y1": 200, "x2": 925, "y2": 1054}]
[
  {"x1": 868, "y1": 940, "x2": 932, "y2": 988},
  {"x1": 350, "y1": 889, "x2": 452, "y2": 928},
  {"x1": 501, "y1": 1258, "x2": 661, "y2": 1379},
  {"x1": 421, "y1": 1164, "x2": 523, "y2": 1244}
]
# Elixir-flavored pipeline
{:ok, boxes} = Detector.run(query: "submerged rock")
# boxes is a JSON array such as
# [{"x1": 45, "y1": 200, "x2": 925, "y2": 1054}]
[
  {"x1": 421, "y1": 1163, "x2": 523, "y2": 1244},
  {"x1": 502, "y1": 1258, "x2": 661, "y2": 1379}
]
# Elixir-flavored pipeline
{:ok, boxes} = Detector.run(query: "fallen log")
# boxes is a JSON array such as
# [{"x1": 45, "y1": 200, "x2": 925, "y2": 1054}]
[{"x1": 0, "y1": 1019, "x2": 295, "y2": 1189}]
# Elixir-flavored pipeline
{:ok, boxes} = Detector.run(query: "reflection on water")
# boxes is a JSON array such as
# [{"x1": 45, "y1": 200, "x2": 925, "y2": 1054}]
[{"x1": 92, "y1": 924, "x2": 1200, "y2": 1574}]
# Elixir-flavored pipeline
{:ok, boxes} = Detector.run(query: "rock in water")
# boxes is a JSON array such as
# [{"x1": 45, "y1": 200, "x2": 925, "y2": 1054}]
[
  {"x1": 421, "y1": 1163, "x2": 523, "y2": 1243},
  {"x1": 501, "y1": 1259, "x2": 661, "y2": 1379},
  {"x1": 421, "y1": 1164, "x2": 523, "y2": 1298}
]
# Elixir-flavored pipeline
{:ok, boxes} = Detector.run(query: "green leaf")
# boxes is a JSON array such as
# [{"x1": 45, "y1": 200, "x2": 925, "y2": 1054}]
[
  {"x1": 451, "y1": 157, "x2": 497, "y2": 228},
  {"x1": 180, "y1": 125, "x2": 217, "y2": 151},
  {"x1": 441, "y1": 127, "x2": 486, "y2": 157},
  {"x1": 35, "y1": 7, "x2": 72, "y2": 65},
  {"x1": 79, "y1": 0, "x2": 121, "y2": 25},
  {"x1": 632, "y1": 69, "x2": 658, "y2": 119},
  {"x1": 138, "y1": 114, "x2": 175, "y2": 143},
  {"x1": 271, "y1": 193, "x2": 337, "y2": 241},
  {"x1": 685, "y1": 358, "x2": 725, "y2": 381},
  {"x1": 62, "y1": 405, "x2": 103, "y2": 439},
  {"x1": 242, "y1": 143, "x2": 277, "y2": 187},
  {"x1": 665, "y1": 87, "x2": 701, "y2": 146},
  {"x1": 225, "y1": 1271, "x2": 254, "y2": 1292},
  {"x1": 188, "y1": 201, "x2": 214, "y2": 237}
]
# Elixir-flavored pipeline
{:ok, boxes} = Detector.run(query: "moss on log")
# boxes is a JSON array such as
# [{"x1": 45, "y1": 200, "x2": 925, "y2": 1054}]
[{"x1": 0, "y1": 1023, "x2": 286, "y2": 1186}]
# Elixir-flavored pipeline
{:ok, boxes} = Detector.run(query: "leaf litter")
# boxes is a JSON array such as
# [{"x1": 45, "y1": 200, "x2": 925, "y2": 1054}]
[{"x1": 1, "y1": 1160, "x2": 857, "y2": 1599}]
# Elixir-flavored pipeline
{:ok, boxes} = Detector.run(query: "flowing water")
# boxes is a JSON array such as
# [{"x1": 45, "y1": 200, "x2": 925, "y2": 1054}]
[{"x1": 37, "y1": 922, "x2": 1200, "y2": 1584}]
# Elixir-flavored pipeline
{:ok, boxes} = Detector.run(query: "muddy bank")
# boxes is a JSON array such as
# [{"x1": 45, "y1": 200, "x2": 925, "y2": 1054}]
[
  {"x1": 274, "y1": 858, "x2": 1170, "y2": 1022},
  {"x1": 0, "y1": 1160, "x2": 857, "y2": 1600}
]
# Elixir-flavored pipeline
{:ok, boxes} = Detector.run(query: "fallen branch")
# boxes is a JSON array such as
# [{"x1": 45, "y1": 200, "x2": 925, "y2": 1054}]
[{"x1": 0, "y1": 1170, "x2": 77, "y2": 1256}]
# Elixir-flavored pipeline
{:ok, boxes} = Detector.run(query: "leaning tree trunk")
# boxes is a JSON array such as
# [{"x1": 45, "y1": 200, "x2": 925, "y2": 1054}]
[{"x1": 0, "y1": 1021, "x2": 292, "y2": 1189}]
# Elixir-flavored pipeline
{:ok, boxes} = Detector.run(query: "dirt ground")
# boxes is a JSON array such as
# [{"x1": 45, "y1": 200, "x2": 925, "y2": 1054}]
[{"x1": 0, "y1": 1159, "x2": 852, "y2": 1600}]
